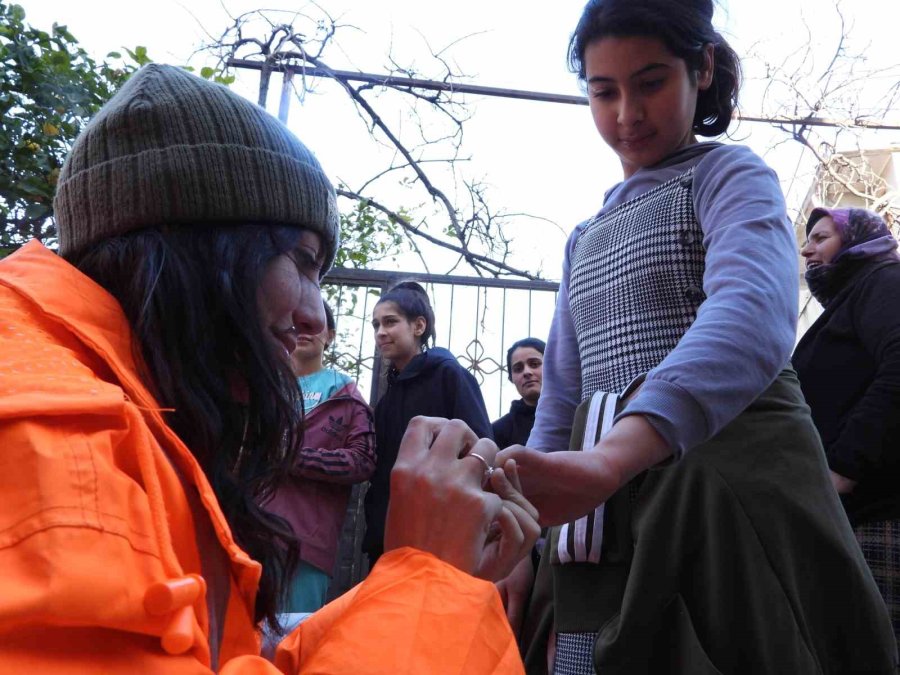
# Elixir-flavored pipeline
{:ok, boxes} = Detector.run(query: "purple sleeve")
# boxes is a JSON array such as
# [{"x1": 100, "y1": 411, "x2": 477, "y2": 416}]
[
  {"x1": 618, "y1": 145, "x2": 798, "y2": 457},
  {"x1": 527, "y1": 228, "x2": 584, "y2": 453},
  {"x1": 293, "y1": 389, "x2": 377, "y2": 484}
]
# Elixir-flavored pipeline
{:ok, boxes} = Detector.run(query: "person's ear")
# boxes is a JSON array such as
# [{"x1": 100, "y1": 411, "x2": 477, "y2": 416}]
[
  {"x1": 697, "y1": 43, "x2": 715, "y2": 91},
  {"x1": 412, "y1": 316, "x2": 427, "y2": 339},
  {"x1": 325, "y1": 329, "x2": 336, "y2": 350}
]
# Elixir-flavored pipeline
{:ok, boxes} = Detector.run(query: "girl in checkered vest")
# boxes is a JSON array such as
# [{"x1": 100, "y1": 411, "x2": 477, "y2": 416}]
[{"x1": 498, "y1": 1, "x2": 897, "y2": 673}]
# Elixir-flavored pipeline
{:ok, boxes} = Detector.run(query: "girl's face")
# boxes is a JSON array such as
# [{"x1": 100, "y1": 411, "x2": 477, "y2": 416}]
[
  {"x1": 509, "y1": 346, "x2": 544, "y2": 405},
  {"x1": 257, "y1": 230, "x2": 326, "y2": 362},
  {"x1": 291, "y1": 323, "x2": 334, "y2": 367},
  {"x1": 584, "y1": 35, "x2": 714, "y2": 178},
  {"x1": 372, "y1": 301, "x2": 426, "y2": 371},
  {"x1": 801, "y1": 216, "x2": 843, "y2": 269}
]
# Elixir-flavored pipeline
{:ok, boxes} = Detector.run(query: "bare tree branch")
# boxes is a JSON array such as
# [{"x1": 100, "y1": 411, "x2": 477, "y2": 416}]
[
  {"x1": 336, "y1": 188, "x2": 540, "y2": 279},
  {"x1": 747, "y1": 1, "x2": 900, "y2": 226},
  {"x1": 203, "y1": 9, "x2": 545, "y2": 279}
]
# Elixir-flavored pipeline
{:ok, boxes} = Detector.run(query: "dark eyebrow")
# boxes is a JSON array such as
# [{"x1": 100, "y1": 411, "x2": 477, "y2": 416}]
[{"x1": 587, "y1": 62, "x2": 670, "y2": 85}]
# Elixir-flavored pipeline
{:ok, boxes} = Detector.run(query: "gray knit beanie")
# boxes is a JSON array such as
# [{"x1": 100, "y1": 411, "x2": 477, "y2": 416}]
[{"x1": 53, "y1": 64, "x2": 339, "y2": 274}]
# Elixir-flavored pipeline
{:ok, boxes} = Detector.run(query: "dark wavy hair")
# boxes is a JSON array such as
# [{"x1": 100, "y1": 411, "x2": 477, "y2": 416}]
[
  {"x1": 568, "y1": 0, "x2": 741, "y2": 136},
  {"x1": 64, "y1": 223, "x2": 307, "y2": 634},
  {"x1": 376, "y1": 280, "x2": 436, "y2": 348}
]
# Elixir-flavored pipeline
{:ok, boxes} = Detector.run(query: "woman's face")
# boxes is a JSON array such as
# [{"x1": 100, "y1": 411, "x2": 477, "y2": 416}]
[
  {"x1": 509, "y1": 346, "x2": 544, "y2": 405},
  {"x1": 584, "y1": 35, "x2": 713, "y2": 178},
  {"x1": 801, "y1": 216, "x2": 843, "y2": 269},
  {"x1": 372, "y1": 301, "x2": 425, "y2": 371},
  {"x1": 257, "y1": 230, "x2": 326, "y2": 361}
]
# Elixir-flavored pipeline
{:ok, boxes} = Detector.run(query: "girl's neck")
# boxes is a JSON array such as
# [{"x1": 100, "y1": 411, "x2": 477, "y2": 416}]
[
  {"x1": 293, "y1": 356, "x2": 325, "y2": 378},
  {"x1": 622, "y1": 134, "x2": 700, "y2": 179},
  {"x1": 391, "y1": 347, "x2": 423, "y2": 374}
]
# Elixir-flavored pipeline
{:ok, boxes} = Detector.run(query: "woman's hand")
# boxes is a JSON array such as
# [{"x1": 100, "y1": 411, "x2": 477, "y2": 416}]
[
  {"x1": 496, "y1": 414, "x2": 672, "y2": 527},
  {"x1": 383, "y1": 417, "x2": 539, "y2": 579},
  {"x1": 474, "y1": 459, "x2": 541, "y2": 582}
]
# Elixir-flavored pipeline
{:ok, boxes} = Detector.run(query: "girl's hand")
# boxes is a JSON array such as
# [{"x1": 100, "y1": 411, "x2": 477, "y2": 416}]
[
  {"x1": 495, "y1": 555, "x2": 535, "y2": 639},
  {"x1": 495, "y1": 415, "x2": 672, "y2": 527},
  {"x1": 474, "y1": 459, "x2": 541, "y2": 582},
  {"x1": 384, "y1": 417, "x2": 538, "y2": 578}
]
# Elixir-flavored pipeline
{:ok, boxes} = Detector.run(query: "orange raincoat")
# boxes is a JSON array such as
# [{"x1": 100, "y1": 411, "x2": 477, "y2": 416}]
[{"x1": 0, "y1": 241, "x2": 522, "y2": 674}]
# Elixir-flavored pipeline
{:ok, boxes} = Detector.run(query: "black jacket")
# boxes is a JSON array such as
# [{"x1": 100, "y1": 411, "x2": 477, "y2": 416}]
[
  {"x1": 492, "y1": 398, "x2": 537, "y2": 449},
  {"x1": 793, "y1": 260, "x2": 900, "y2": 525},
  {"x1": 363, "y1": 347, "x2": 492, "y2": 559}
]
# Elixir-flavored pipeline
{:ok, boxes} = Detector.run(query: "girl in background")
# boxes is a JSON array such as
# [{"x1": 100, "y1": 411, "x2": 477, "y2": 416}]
[
  {"x1": 265, "y1": 301, "x2": 375, "y2": 613},
  {"x1": 498, "y1": 1, "x2": 897, "y2": 672},
  {"x1": 364, "y1": 281, "x2": 493, "y2": 563}
]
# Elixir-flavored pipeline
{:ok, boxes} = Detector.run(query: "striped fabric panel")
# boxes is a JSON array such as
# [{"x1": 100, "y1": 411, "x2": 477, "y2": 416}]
[{"x1": 557, "y1": 390, "x2": 619, "y2": 565}]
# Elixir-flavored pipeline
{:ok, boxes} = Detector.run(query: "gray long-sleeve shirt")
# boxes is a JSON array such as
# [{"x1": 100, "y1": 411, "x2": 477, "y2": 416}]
[{"x1": 528, "y1": 143, "x2": 798, "y2": 458}]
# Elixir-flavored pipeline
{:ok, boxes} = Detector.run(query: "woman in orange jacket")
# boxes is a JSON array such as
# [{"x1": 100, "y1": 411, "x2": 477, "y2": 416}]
[{"x1": 0, "y1": 63, "x2": 538, "y2": 673}]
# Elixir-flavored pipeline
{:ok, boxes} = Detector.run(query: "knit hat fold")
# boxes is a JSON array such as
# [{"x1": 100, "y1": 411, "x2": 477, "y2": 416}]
[{"x1": 54, "y1": 64, "x2": 339, "y2": 273}]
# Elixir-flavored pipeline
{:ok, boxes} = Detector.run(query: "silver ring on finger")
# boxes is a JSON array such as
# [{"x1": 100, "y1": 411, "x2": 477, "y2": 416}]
[{"x1": 467, "y1": 452, "x2": 495, "y2": 480}]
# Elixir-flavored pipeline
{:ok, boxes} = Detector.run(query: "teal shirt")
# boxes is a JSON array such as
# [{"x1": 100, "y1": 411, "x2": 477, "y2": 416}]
[{"x1": 297, "y1": 368, "x2": 352, "y2": 412}]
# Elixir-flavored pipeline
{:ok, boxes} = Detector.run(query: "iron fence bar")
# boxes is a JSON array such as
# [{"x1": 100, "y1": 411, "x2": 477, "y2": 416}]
[
  {"x1": 499, "y1": 287, "x2": 507, "y2": 413},
  {"x1": 332, "y1": 283, "x2": 344, "y2": 366},
  {"x1": 325, "y1": 267, "x2": 558, "y2": 292},
  {"x1": 473, "y1": 285, "x2": 481, "y2": 376},
  {"x1": 356, "y1": 285, "x2": 371, "y2": 383},
  {"x1": 448, "y1": 284, "x2": 455, "y2": 348},
  {"x1": 228, "y1": 58, "x2": 900, "y2": 131},
  {"x1": 528, "y1": 289, "x2": 533, "y2": 337}
]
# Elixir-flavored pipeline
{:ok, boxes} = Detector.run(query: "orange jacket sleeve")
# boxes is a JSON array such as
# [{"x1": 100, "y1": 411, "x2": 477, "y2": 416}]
[{"x1": 273, "y1": 547, "x2": 524, "y2": 675}]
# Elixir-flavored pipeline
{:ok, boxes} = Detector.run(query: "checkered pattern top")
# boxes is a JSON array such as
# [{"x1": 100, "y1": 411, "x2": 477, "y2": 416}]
[{"x1": 570, "y1": 168, "x2": 706, "y2": 400}]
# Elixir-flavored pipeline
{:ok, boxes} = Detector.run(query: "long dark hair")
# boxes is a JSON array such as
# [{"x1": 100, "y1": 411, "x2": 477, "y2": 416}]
[
  {"x1": 376, "y1": 280, "x2": 436, "y2": 348},
  {"x1": 568, "y1": 0, "x2": 741, "y2": 136},
  {"x1": 64, "y1": 223, "x2": 305, "y2": 633}
]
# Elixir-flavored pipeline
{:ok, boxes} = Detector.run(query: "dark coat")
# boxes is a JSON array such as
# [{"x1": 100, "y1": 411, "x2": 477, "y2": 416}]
[
  {"x1": 492, "y1": 398, "x2": 537, "y2": 449},
  {"x1": 793, "y1": 260, "x2": 900, "y2": 525},
  {"x1": 363, "y1": 347, "x2": 492, "y2": 560}
]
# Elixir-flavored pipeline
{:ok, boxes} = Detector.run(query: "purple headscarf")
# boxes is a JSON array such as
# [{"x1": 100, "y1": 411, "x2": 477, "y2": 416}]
[{"x1": 805, "y1": 207, "x2": 899, "y2": 305}]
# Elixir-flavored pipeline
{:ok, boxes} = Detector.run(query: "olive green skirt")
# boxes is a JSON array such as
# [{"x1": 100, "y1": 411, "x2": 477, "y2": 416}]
[{"x1": 521, "y1": 369, "x2": 896, "y2": 675}]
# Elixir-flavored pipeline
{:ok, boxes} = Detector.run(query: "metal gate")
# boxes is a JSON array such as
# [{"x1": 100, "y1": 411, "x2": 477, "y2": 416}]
[{"x1": 321, "y1": 268, "x2": 559, "y2": 598}]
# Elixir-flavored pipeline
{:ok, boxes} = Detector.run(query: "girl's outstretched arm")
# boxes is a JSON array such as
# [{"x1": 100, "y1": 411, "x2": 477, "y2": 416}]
[{"x1": 496, "y1": 415, "x2": 670, "y2": 527}]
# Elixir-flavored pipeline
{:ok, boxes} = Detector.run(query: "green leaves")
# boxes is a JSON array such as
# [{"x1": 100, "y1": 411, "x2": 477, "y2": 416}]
[
  {"x1": 0, "y1": 1, "x2": 149, "y2": 252},
  {"x1": 333, "y1": 194, "x2": 405, "y2": 270},
  {"x1": 124, "y1": 45, "x2": 150, "y2": 66}
]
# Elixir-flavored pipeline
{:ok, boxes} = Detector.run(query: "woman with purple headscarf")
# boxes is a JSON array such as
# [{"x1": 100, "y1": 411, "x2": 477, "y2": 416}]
[{"x1": 794, "y1": 206, "x2": 900, "y2": 641}]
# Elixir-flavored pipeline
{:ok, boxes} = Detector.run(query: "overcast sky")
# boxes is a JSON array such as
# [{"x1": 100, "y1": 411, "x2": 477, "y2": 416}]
[
  {"x1": 24, "y1": 0, "x2": 900, "y2": 278},
  {"x1": 21, "y1": 1, "x2": 900, "y2": 413}
]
